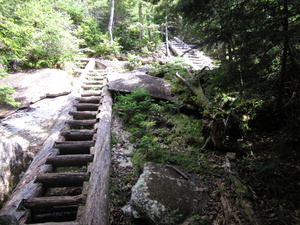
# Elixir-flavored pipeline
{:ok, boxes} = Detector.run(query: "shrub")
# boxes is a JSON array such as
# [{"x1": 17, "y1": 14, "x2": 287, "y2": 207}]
[{"x1": 114, "y1": 89, "x2": 208, "y2": 174}]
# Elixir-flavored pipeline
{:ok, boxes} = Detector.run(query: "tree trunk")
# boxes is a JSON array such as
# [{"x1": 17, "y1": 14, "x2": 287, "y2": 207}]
[
  {"x1": 108, "y1": 0, "x2": 115, "y2": 46},
  {"x1": 175, "y1": 72, "x2": 210, "y2": 108},
  {"x1": 276, "y1": 0, "x2": 289, "y2": 110},
  {"x1": 165, "y1": 16, "x2": 170, "y2": 57},
  {"x1": 147, "y1": 15, "x2": 152, "y2": 41},
  {"x1": 139, "y1": 1, "x2": 144, "y2": 40}
]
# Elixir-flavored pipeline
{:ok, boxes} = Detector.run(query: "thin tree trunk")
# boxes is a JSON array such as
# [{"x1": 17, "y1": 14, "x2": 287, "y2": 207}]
[
  {"x1": 165, "y1": 16, "x2": 170, "y2": 56},
  {"x1": 139, "y1": 1, "x2": 144, "y2": 40},
  {"x1": 108, "y1": 0, "x2": 115, "y2": 46},
  {"x1": 276, "y1": 0, "x2": 289, "y2": 110},
  {"x1": 175, "y1": 72, "x2": 210, "y2": 108},
  {"x1": 147, "y1": 15, "x2": 152, "y2": 41}
]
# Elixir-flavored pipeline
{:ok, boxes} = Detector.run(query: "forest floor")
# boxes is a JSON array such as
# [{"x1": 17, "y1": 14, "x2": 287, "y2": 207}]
[
  {"x1": 110, "y1": 114, "x2": 300, "y2": 225},
  {"x1": 108, "y1": 58, "x2": 300, "y2": 225},
  {"x1": 1, "y1": 59, "x2": 299, "y2": 225},
  {"x1": 109, "y1": 115, "x2": 300, "y2": 225}
]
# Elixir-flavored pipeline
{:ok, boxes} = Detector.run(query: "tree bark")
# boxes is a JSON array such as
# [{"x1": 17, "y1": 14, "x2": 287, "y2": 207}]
[
  {"x1": 23, "y1": 195, "x2": 86, "y2": 208},
  {"x1": 165, "y1": 16, "x2": 170, "y2": 56},
  {"x1": 147, "y1": 15, "x2": 152, "y2": 40},
  {"x1": 35, "y1": 173, "x2": 89, "y2": 187},
  {"x1": 69, "y1": 111, "x2": 97, "y2": 119},
  {"x1": 78, "y1": 86, "x2": 112, "y2": 225},
  {"x1": 276, "y1": 0, "x2": 289, "y2": 110},
  {"x1": 46, "y1": 155, "x2": 93, "y2": 167},
  {"x1": 175, "y1": 72, "x2": 210, "y2": 108},
  {"x1": 108, "y1": 0, "x2": 115, "y2": 46}
]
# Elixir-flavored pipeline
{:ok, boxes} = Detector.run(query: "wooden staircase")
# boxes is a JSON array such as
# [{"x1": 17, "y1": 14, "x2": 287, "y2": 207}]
[
  {"x1": 0, "y1": 59, "x2": 112, "y2": 225},
  {"x1": 169, "y1": 37, "x2": 216, "y2": 70}
]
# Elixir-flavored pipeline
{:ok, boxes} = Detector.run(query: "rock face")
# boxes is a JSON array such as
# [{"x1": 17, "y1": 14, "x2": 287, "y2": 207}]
[
  {"x1": 0, "y1": 69, "x2": 74, "y2": 208},
  {"x1": 130, "y1": 162, "x2": 207, "y2": 225},
  {"x1": 0, "y1": 68, "x2": 74, "y2": 118},
  {"x1": 0, "y1": 139, "x2": 32, "y2": 207},
  {"x1": 108, "y1": 70, "x2": 173, "y2": 100},
  {"x1": 0, "y1": 215, "x2": 19, "y2": 225}
]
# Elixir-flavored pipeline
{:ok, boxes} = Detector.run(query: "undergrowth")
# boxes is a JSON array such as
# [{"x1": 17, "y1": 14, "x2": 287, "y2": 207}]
[{"x1": 113, "y1": 88, "x2": 210, "y2": 174}]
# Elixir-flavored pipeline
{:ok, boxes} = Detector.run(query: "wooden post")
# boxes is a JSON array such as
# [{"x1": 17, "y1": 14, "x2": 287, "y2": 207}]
[{"x1": 78, "y1": 86, "x2": 112, "y2": 225}]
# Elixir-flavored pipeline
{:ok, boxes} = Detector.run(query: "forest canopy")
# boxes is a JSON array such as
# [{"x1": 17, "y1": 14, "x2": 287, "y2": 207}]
[{"x1": 0, "y1": 0, "x2": 299, "y2": 124}]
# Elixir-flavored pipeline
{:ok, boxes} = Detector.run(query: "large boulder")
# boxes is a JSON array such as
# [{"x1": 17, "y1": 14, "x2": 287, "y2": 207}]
[
  {"x1": 0, "y1": 139, "x2": 32, "y2": 207},
  {"x1": 0, "y1": 215, "x2": 19, "y2": 225},
  {"x1": 108, "y1": 70, "x2": 173, "y2": 100},
  {"x1": 0, "y1": 68, "x2": 73, "y2": 118},
  {"x1": 130, "y1": 162, "x2": 207, "y2": 225}
]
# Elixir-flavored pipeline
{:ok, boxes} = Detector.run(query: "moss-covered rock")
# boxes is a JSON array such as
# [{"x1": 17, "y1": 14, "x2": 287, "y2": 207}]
[{"x1": 130, "y1": 162, "x2": 208, "y2": 224}]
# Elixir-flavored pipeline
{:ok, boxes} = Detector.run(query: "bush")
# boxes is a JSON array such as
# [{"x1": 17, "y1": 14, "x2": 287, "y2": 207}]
[
  {"x1": 0, "y1": 0, "x2": 82, "y2": 69},
  {"x1": 114, "y1": 89, "x2": 208, "y2": 174}
]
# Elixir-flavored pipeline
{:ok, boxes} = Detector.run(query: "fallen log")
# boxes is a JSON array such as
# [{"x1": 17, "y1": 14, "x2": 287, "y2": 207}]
[{"x1": 175, "y1": 72, "x2": 210, "y2": 108}]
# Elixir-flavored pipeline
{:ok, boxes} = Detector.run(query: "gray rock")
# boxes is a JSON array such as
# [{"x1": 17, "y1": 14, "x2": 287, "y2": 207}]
[
  {"x1": 130, "y1": 162, "x2": 207, "y2": 225},
  {"x1": 0, "y1": 215, "x2": 19, "y2": 225},
  {"x1": 108, "y1": 71, "x2": 173, "y2": 100},
  {"x1": 0, "y1": 139, "x2": 29, "y2": 207}
]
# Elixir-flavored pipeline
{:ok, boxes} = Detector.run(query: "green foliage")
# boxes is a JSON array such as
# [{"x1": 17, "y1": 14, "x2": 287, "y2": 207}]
[
  {"x1": 78, "y1": 17, "x2": 122, "y2": 56},
  {"x1": 151, "y1": 57, "x2": 192, "y2": 81},
  {"x1": 176, "y1": 0, "x2": 300, "y2": 110},
  {"x1": 161, "y1": 209, "x2": 183, "y2": 225},
  {"x1": 114, "y1": 89, "x2": 210, "y2": 174},
  {"x1": 0, "y1": 0, "x2": 82, "y2": 69},
  {"x1": 126, "y1": 54, "x2": 142, "y2": 70},
  {"x1": 0, "y1": 86, "x2": 20, "y2": 106}
]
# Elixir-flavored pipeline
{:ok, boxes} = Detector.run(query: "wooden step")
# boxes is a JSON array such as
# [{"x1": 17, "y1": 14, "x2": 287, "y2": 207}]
[
  {"x1": 61, "y1": 130, "x2": 95, "y2": 141},
  {"x1": 76, "y1": 96, "x2": 101, "y2": 103},
  {"x1": 35, "y1": 173, "x2": 89, "y2": 187},
  {"x1": 86, "y1": 76, "x2": 104, "y2": 81},
  {"x1": 81, "y1": 90, "x2": 102, "y2": 96},
  {"x1": 23, "y1": 195, "x2": 86, "y2": 208},
  {"x1": 83, "y1": 81, "x2": 104, "y2": 85},
  {"x1": 88, "y1": 70, "x2": 106, "y2": 74},
  {"x1": 27, "y1": 221, "x2": 79, "y2": 225},
  {"x1": 46, "y1": 155, "x2": 93, "y2": 167},
  {"x1": 30, "y1": 212, "x2": 77, "y2": 224},
  {"x1": 55, "y1": 141, "x2": 94, "y2": 150},
  {"x1": 81, "y1": 84, "x2": 103, "y2": 90},
  {"x1": 69, "y1": 111, "x2": 97, "y2": 119},
  {"x1": 74, "y1": 103, "x2": 99, "y2": 111},
  {"x1": 66, "y1": 120, "x2": 97, "y2": 129},
  {"x1": 30, "y1": 205, "x2": 78, "y2": 214}
]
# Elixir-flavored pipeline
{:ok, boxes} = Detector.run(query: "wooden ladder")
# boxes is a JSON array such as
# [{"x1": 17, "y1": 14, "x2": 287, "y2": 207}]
[{"x1": 0, "y1": 59, "x2": 112, "y2": 225}]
